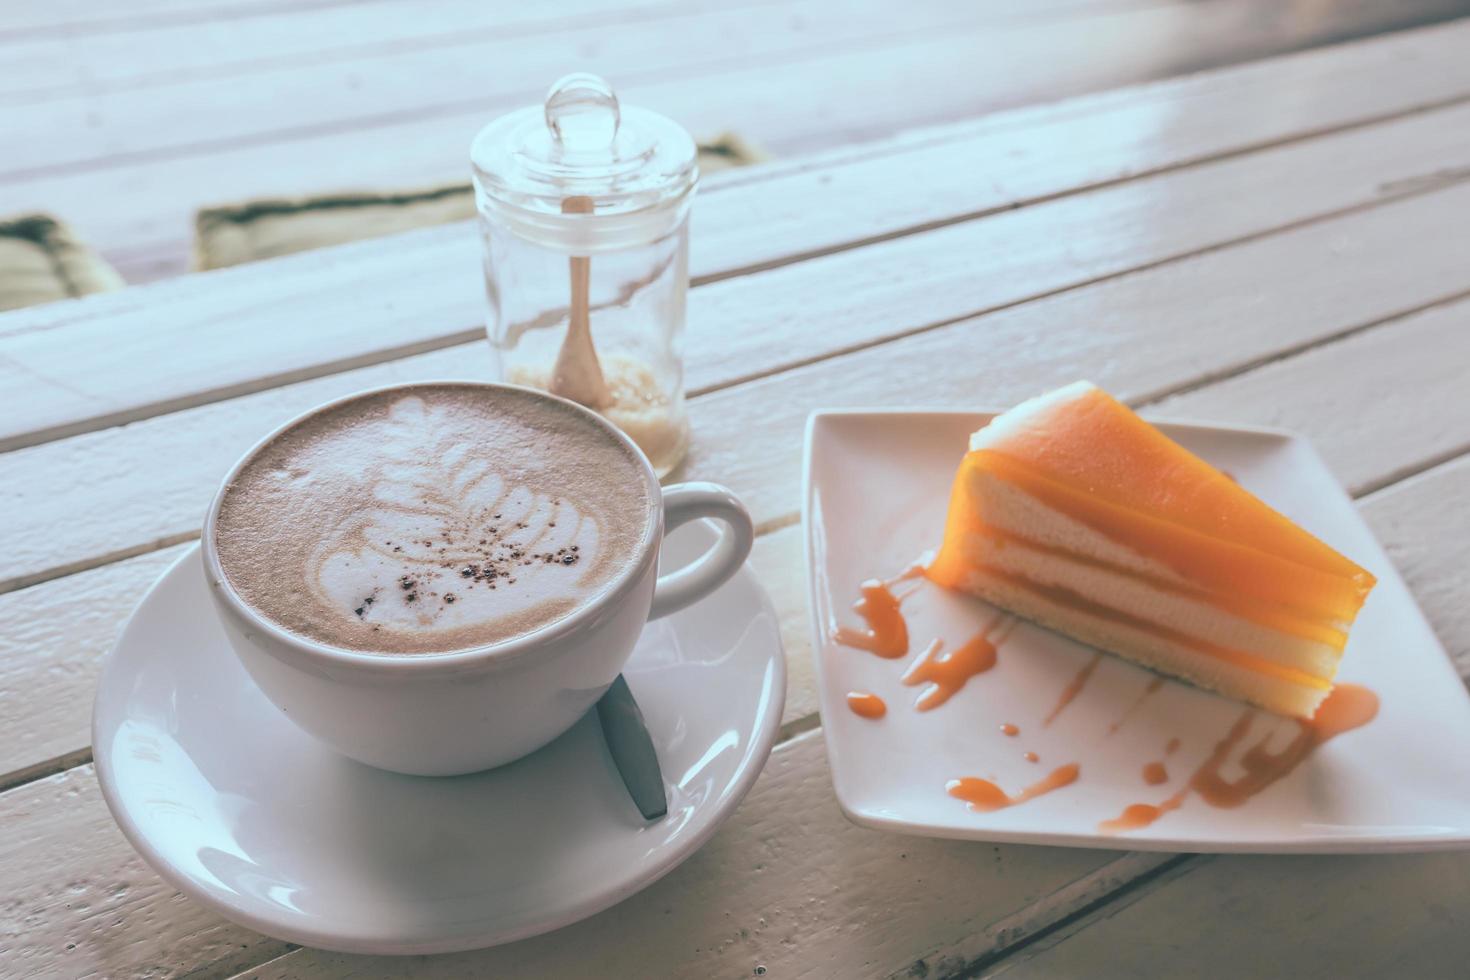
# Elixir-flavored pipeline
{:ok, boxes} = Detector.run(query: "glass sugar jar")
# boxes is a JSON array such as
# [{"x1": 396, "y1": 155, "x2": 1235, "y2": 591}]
[{"x1": 471, "y1": 73, "x2": 698, "y2": 477}]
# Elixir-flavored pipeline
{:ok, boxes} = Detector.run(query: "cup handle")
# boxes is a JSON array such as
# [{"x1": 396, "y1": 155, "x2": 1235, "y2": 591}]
[{"x1": 649, "y1": 482, "x2": 754, "y2": 620}]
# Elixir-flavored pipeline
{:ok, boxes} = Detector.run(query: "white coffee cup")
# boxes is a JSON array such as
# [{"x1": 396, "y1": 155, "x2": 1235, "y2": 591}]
[{"x1": 201, "y1": 381, "x2": 753, "y2": 776}]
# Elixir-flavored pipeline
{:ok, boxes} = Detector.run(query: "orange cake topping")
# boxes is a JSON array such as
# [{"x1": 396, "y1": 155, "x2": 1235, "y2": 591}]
[{"x1": 927, "y1": 381, "x2": 1377, "y2": 718}]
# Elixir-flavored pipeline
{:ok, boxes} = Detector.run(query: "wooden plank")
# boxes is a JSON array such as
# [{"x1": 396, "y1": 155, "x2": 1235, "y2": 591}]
[
  {"x1": 1154, "y1": 298, "x2": 1470, "y2": 496},
  {"x1": 0, "y1": 0, "x2": 368, "y2": 42},
  {"x1": 984, "y1": 851, "x2": 1470, "y2": 979},
  {"x1": 679, "y1": 186, "x2": 1470, "y2": 530},
  {"x1": 0, "y1": 546, "x2": 188, "y2": 793},
  {"x1": 0, "y1": 0, "x2": 986, "y2": 178},
  {"x1": 0, "y1": 739, "x2": 1161, "y2": 980},
  {"x1": 1360, "y1": 455, "x2": 1470, "y2": 673},
  {"x1": 7, "y1": 9, "x2": 1470, "y2": 280},
  {"x1": 9, "y1": 86, "x2": 1470, "y2": 456},
  {"x1": 0, "y1": 763, "x2": 295, "y2": 980},
  {"x1": 0, "y1": 0, "x2": 1108, "y2": 102},
  {"x1": 9, "y1": 174, "x2": 1470, "y2": 598}
]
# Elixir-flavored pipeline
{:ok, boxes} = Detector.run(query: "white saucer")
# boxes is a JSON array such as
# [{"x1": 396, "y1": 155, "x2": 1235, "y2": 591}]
[
  {"x1": 93, "y1": 522, "x2": 785, "y2": 955},
  {"x1": 805, "y1": 409, "x2": 1470, "y2": 853}
]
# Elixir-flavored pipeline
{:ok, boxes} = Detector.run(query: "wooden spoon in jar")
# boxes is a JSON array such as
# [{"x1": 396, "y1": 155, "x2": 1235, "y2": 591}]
[{"x1": 550, "y1": 195, "x2": 613, "y2": 409}]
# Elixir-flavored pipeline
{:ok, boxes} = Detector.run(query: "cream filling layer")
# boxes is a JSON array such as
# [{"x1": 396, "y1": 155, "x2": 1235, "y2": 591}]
[
  {"x1": 949, "y1": 564, "x2": 1333, "y2": 718},
  {"x1": 963, "y1": 530, "x2": 1340, "y2": 680}
]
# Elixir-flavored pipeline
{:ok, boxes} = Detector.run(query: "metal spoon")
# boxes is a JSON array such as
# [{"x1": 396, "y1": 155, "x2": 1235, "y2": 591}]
[{"x1": 595, "y1": 674, "x2": 668, "y2": 820}]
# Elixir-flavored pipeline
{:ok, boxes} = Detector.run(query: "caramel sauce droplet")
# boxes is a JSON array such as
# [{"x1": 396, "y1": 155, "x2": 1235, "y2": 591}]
[
  {"x1": 1000, "y1": 723, "x2": 1020, "y2": 737},
  {"x1": 1043, "y1": 652, "x2": 1103, "y2": 726},
  {"x1": 1165, "y1": 737, "x2": 1181, "y2": 755},
  {"x1": 1142, "y1": 761, "x2": 1169, "y2": 785},
  {"x1": 902, "y1": 628, "x2": 1000, "y2": 710},
  {"x1": 1098, "y1": 800, "x2": 1179, "y2": 833},
  {"x1": 947, "y1": 764, "x2": 1079, "y2": 812},
  {"x1": 846, "y1": 691, "x2": 887, "y2": 720},
  {"x1": 1024, "y1": 751, "x2": 1040, "y2": 763},
  {"x1": 833, "y1": 579, "x2": 910, "y2": 658},
  {"x1": 834, "y1": 575, "x2": 923, "y2": 658}
]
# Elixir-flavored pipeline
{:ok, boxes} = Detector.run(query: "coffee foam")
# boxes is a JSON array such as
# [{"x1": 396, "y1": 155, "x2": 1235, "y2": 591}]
[{"x1": 214, "y1": 385, "x2": 654, "y2": 654}]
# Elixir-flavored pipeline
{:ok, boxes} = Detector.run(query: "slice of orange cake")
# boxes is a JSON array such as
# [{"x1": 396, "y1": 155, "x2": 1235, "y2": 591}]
[{"x1": 926, "y1": 382, "x2": 1376, "y2": 718}]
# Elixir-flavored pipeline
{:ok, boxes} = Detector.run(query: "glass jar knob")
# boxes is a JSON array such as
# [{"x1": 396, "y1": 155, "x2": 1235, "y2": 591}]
[{"x1": 544, "y1": 73, "x2": 620, "y2": 152}]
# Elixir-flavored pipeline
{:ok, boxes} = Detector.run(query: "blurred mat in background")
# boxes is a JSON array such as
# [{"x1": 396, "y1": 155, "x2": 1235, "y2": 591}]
[
  {"x1": 194, "y1": 134, "x2": 766, "y2": 271},
  {"x1": 0, "y1": 215, "x2": 123, "y2": 312}
]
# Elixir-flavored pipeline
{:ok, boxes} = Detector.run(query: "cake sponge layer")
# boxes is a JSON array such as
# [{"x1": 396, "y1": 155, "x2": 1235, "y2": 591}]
[{"x1": 946, "y1": 564, "x2": 1332, "y2": 719}]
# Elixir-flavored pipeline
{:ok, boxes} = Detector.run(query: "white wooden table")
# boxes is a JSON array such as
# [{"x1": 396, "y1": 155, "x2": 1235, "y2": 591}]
[
  {"x1": 4, "y1": 20, "x2": 1470, "y2": 979},
  {"x1": 1, "y1": 0, "x2": 1466, "y2": 284}
]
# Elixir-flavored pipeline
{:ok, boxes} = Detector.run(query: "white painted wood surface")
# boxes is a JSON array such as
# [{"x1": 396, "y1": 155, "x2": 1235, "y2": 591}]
[
  {"x1": 0, "y1": 0, "x2": 376, "y2": 41},
  {"x1": 1362, "y1": 457, "x2": 1470, "y2": 673},
  {"x1": 1156, "y1": 297, "x2": 1470, "y2": 495},
  {"x1": 0, "y1": 546, "x2": 187, "y2": 791},
  {"x1": 987, "y1": 852, "x2": 1470, "y2": 979},
  {"x1": 2, "y1": 20, "x2": 1469, "y2": 980},
  {"x1": 0, "y1": 0, "x2": 990, "y2": 175},
  {"x1": 3, "y1": 3, "x2": 1467, "y2": 280},
  {"x1": 0, "y1": 0, "x2": 782, "y2": 99}
]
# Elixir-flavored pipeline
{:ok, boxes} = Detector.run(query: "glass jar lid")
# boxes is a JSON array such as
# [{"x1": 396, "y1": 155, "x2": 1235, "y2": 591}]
[{"x1": 472, "y1": 74, "x2": 697, "y2": 244}]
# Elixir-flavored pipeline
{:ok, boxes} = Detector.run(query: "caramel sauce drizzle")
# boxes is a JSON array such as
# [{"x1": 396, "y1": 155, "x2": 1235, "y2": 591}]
[
  {"x1": 1100, "y1": 683, "x2": 1379, "y2": 833},
  {"x1": 846, "y1": 691, "x2": 887, "y2": 719},
  {"x1": 948, "y1": 764, "x2": 1080, "y2": 812},
  {"x1": 835, "y1": 564, "x2": 1378, "y2": 833},
  {"x1": 832, "y1": 565, "x2": 925, "y2": 659},
  {"x1": 1043, "y1": 652, "x2": 1104, "y2": 726},
  {"x1": 1107, "y1": 675, "x2": 1166, "y2": 735},
  {"x1": 901, "y1": 618, "x2": 1013, "y2": 711}
]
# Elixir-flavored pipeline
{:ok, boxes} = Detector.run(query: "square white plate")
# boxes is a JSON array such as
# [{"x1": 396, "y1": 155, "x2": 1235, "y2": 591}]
[{"x1": 804, "y1": 408, "x2": 1470, "y2": 852}]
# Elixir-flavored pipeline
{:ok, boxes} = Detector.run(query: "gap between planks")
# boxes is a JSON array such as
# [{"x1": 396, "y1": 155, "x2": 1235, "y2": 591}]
[
  {"x1": 1130, "y1": 284, "x2": 1470, "y2": 411},
  {"x1": 936, "y1": 853, "x2": 1201, "y2": 980}
]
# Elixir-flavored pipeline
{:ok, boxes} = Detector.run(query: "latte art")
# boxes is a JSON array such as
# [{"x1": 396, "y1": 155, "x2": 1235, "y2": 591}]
[{"x1": 214, "y1": 385, "x2": 653, "y2": 654}]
